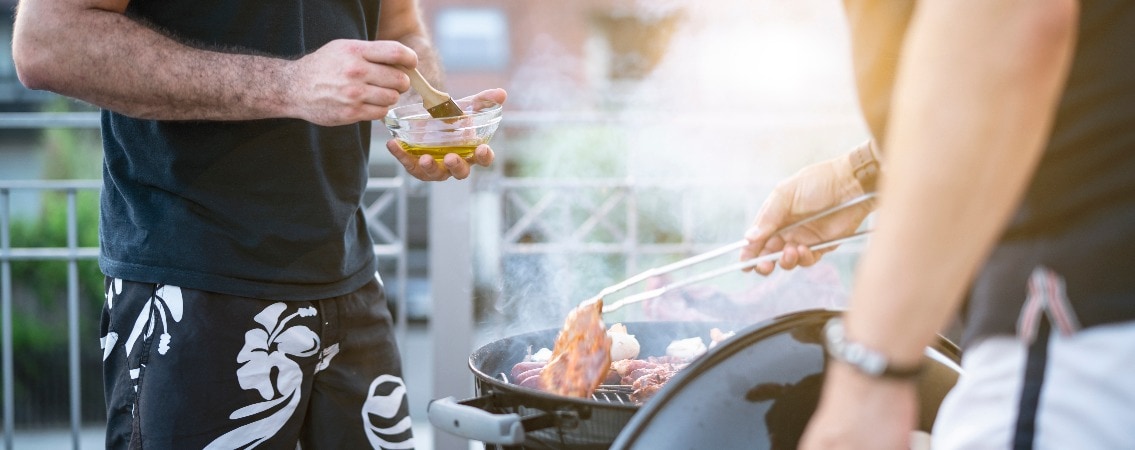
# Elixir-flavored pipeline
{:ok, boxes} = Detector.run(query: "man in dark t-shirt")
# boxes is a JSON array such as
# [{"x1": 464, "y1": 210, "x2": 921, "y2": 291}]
[
  {"x1": 12, "y1": 0, "x2": 506, "y2": 448},
  {"x1": 741, "y1": 0, "x2": 1135, "y2": 448}
]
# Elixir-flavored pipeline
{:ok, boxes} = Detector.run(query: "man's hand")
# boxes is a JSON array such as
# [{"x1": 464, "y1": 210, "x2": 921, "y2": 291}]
[
  {"x1": 741, "y1": 146, "x2": 875, "y2": 275},
  {"x1": 387, "y1": 88, "x2": 508, "y2": 181},
  {"x1": 288, "y1": 40, "x2": 418, "y2": 126}
]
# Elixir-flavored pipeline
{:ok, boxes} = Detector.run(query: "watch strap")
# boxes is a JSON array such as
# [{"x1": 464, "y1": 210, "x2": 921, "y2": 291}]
[{"x1": 823, "y1": 317, "x2": 923, "y2": 380}]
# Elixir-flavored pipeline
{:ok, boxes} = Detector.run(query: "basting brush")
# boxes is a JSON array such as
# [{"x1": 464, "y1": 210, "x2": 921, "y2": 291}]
[{"x1": 401, "y1": 67, "x2": 464, "y2": 119}]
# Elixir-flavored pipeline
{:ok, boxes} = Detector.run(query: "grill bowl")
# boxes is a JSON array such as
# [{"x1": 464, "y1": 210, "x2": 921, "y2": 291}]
[
  {"x1": 429, "y1": 309, "x2": 962, "y2": 449},
  {"x1": 431, "y1": 321, "x2": 730, "y2": 449}
]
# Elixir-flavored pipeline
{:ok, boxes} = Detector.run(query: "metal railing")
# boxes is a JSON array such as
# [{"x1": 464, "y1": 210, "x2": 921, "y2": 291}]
[
  {"x1": 497, "y1": 177, "x2": 771, "y2": 272},
  {"x1": 0, "y1": 179, "x2": 408, "y2": 449},
  {"x1": 0, "y1": 111, "x2": 410, "y2": 448},
  {"x1": 0, "y1": 180, "x2": 98, "y2": 450}
]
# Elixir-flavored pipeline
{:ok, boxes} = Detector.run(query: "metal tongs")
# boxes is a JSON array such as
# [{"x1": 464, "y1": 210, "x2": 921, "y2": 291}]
[{"x1": 593, "y1": 193, "x2": 877, "y2": 314}]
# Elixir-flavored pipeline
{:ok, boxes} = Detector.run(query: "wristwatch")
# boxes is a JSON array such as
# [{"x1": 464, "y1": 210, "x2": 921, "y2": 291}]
[{"x1": 823, "y1": 317, "x2": 923, "y2": 380}]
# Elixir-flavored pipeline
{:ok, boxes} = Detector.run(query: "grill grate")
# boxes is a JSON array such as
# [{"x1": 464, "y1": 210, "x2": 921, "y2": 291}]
[
  {"x1": 498, "y1": 372, "x2": 636, "y2": 404},
  {"x1": 592, "y1": 385, "x2": 634, "y2": 403}
]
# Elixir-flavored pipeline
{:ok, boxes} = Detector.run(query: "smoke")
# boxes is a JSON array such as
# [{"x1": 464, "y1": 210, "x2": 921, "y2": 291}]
[
  {"x1": 506, "y1": 35, "x2": 591, "y2": 111},
  {"x1": 473, "y1": 0, "x2": 869, "y2": 343}
]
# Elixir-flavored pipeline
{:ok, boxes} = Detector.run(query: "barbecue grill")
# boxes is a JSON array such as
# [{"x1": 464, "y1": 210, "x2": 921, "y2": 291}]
[
  {"x1": 430, "y1": 320, "x2": 721, "y2": 449},
  {"x1": 428, "y1": 309, "x2": 963, "y2": 449}
]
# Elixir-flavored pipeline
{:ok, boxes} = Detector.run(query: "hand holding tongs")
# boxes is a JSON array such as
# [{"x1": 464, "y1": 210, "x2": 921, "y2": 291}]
[{"x1": 594, "y1": 193, "x2": 877, "y2": 314}]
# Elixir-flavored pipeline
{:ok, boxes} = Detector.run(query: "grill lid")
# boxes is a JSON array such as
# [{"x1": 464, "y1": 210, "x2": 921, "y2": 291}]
[{"x1": 610, "y1": 309, "x2": 962, "y2": 450}]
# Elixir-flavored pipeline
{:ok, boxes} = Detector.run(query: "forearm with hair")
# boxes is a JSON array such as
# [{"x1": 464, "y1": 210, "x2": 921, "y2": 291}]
[
  {"x1": 402, "y1": 33, "x2": 445, "y2": 89},
  {"x1": 375, "y1": 0, "x2": 444, "y2": 103},
  {"x1": 16, "y1": 6, "x2": 292, "y2": 121}
]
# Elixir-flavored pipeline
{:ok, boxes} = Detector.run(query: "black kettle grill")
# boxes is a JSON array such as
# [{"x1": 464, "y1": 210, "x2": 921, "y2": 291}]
[{"x1": 428, "y1": 309, "x2": 962, "y2": 449}]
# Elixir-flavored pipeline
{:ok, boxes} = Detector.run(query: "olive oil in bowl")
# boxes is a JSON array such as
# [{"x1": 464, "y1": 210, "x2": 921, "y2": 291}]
[
  {"x1": 398, "y1": 141, "x2": 479, "y2": 162},
  {"x1": 384, "y1": 99, "x2": 502, "y2": 163}
]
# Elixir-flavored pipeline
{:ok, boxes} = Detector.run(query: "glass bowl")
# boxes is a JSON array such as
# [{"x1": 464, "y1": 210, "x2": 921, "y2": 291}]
[{"x1": 383, "y1": 98, "x2": 502, "y2": 162}]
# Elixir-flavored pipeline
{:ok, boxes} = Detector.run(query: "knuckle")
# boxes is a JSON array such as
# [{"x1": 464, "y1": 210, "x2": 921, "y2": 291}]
[
  {"x1": 378, "y1": 90, "x2": 399, "y2": 107},
  {"x1": 344, "y1": 40, "x2": 366, "y2": 55},
  {"x1": 394, "y1": 42, "x2": 418, "y2": 65},
  {"x1": 341, "y1": 62, "x2": 368, "y2": 80},
  {"x1": 394, "y1": 74, "x2": 411, "y2": 93},
  {"x1": 379, "y1": 44, "x2": 407, "y2": 64},
  {"x1": 340, "y1": 85, "x2": 364, "y2": 101}
]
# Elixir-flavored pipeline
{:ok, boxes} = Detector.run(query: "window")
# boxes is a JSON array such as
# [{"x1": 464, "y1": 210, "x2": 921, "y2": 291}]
[
  {"x1": 435, "y1": 8, "x2": 509, "y2": 72},
  {"x1": 2, "y1": 20, "x2": 15, "y2": 80}
]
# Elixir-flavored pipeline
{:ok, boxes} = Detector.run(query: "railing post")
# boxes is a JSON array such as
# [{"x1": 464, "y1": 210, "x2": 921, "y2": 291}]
[
  {"x1": 66, "y1": 190, "x2": 82, "y2": 449},
  {"x1": 428, "y1": 180, "x2": 474, "y2": 450},
  {"x1": 1, "y1": 188, "x2": 13, "y2": 450},
  {"x1": 396, "y1": 176, "x2": 409, "y2": 340}
]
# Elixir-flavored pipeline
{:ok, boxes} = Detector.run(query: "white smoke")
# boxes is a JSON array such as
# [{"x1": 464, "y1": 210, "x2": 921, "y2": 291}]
[{"x1": 474, "y1": 0, "x2": 869, "y2": 343}]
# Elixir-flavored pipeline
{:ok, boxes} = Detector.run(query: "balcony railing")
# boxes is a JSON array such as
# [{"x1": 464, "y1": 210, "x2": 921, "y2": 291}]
[
  {"x1": 0, "y1": 180, "x2": 97, "y2": 450},
  {"x1": 0, "y1": 112, "x2": 411, "y2": 448}
]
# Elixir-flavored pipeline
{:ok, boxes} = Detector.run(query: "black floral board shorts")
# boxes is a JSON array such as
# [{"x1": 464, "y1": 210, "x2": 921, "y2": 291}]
[{"x1": 99, "y1": 277, "x2": 415, "y2": 449}]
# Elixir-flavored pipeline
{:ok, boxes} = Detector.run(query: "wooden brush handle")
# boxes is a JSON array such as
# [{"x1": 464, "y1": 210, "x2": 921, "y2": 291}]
[{"x1": 401, "y1": 66, "x2": 450, "y2": 109}]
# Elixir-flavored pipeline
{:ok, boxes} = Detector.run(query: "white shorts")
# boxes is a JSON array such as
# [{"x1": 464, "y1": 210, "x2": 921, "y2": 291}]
[{"x1": 931, "y1": 320, "x2": 1135, "y2": 449}]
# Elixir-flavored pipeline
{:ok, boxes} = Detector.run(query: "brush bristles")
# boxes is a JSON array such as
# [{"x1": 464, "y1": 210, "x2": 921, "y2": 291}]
[{"x1": 427, "y1": 99, "x2": 464, "y2": 119}]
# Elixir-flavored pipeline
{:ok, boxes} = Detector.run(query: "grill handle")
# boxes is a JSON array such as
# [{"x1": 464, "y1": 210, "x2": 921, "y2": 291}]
[{"x1": 429, "y1": 396, "x2": 525, "y2": 444}]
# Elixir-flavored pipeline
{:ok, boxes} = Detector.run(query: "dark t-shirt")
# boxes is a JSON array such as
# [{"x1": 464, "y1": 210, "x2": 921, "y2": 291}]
[
  {"x1": 99, "y1": 0, "x2": 383, "y2": 300},
  {"x1": 845, "y1": 0, "x2": 1135, "y2": 345}
]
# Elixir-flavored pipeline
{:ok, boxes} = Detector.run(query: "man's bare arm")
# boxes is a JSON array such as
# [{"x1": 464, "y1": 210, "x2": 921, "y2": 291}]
[
  {"x1": 800, "y1": 2, "x2": 1079, "y2": 448},
  {"x1": 377, "y1": 0, "x2": 447, "y2": 101},
  {"x1": 847, "y1": 0, "x2": 1079, "y2": 368},
  {"x1": 12, "y1": 0, "x2": 416, "y2": 125}
]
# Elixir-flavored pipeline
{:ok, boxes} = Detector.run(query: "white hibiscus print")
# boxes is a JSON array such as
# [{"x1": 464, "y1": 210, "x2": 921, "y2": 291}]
[
  {"x1": 122, "y1": 284, "x2": 184, "y2": 358},
  {"x1": 206, "y1": 303, "x2": 318, "y2": 449},
  {"x1": 362, "y1": 374, "x2": 415, "y2": 449},
  {"x1": 100, "y1": 278, "x2": 125, "y2": 361}
]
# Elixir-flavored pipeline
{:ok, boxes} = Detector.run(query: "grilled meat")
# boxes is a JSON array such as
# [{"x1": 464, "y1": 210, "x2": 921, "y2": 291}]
[{"x1": 539, "y1": 299, "x2": 612, "y2": 398}]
